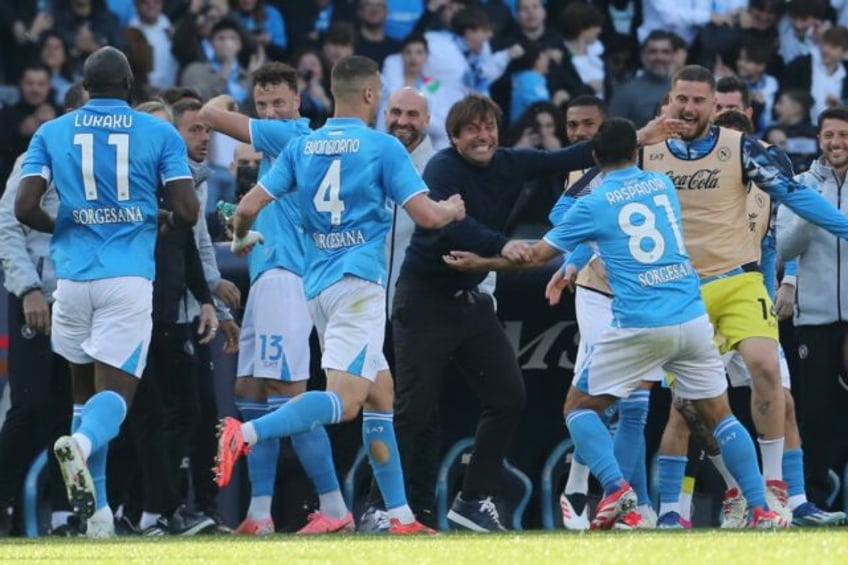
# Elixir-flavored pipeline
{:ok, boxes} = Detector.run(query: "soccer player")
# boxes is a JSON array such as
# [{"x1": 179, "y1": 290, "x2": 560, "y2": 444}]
[
  {"x1": 214, "y1": 55, "x2": 465, "y2": 534},
  {"x1": 199, "y1": 62, "x2": 352, "y2": 535},
  {"x1": 14, "y1": 46, "x2": 198, "y2": 538},
  {"x1": 554, "y1": 95, "x2": 659, "y2": 530},
  {"x1": 444, "y1": 118, "x2": 787, "y2": 529},
  {"x1": 643, "y1": 65, "x2": 848, "y2": 527}
]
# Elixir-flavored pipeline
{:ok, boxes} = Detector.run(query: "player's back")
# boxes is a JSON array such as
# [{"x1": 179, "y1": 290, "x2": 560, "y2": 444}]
[
  {"x1": 581, "y1": 167, "x2": 706, "y2": 328},
  {"x1": 23, "y1": 98, "x2": 191, "y2": 281},
  {"x1": 286, "y1": 117, "x2": 425, "y2": 299}
]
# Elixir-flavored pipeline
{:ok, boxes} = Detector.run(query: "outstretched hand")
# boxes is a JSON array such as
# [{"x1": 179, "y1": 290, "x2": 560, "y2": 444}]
[
  {"x1": 545, "y1": 264, "x2": 577, "y2": 306},
  {"x1": 638, "y1": 116, "x2": 687, "y2": 146},
  {"x1": 443, "y1": 250, "x2": 485, "y2": 271}
]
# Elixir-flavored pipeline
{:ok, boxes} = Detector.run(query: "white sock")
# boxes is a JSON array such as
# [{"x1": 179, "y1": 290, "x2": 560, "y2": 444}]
[
  {"x1": 139, "y1": 512, "x2": 161, "y2": 530},
  {"x1": 659, "y1": 501, "x2": 680, "y2": 517},
  {"x1": 241, "y1": 422, "x2": 258, "y2": 446},
  {"x1": 565, "y1": 460, "x2": 590, "y2": 495},
  {"x1": 387, "y1": 504, "x2": 415, "y2": 525},
  {"x1": 88, "y1": 505, "x2": 113, "y2": 524},
  {"x1": 708, "y1": 454, "x2": 739, "y2": 490},
  {"x1": 679, "y1": 491, "x2": 693, "y2": 522},
  {"x1": 71, "y1": 433, "x2": 92, "y2": 460},
  {"x1": 246, "y1": 496, "x2": 272, "y2": 520},
  {"x1": 788, "y1": 494, "x2": 807, "y2": 511},
  {"x1": 318, "y1": 489, "x2": 349, "y2": 519},
  {"x1": 51, "y1": 511, "x2": 73, "y2": 530},
  {"x1": 757, "y1": 437, "x2": 785, "y2": 482}
]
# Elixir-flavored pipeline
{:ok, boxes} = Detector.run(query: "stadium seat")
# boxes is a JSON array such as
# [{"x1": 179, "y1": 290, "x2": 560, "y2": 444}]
[
  {"x1": 435, "y1": 438, "x2": 533, "y2": 531},
  {"x1": 539, "y1": 439, "x2": 574, "y2": 529}
]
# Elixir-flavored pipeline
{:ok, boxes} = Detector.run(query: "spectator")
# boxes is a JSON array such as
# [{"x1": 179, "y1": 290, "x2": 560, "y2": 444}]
[
  {"x1": 783, "y1": 26, "x2": 848, "y2": 123},
  {"x1": 502, "y1": 100, "x2": 567, "y2": 151},
  {"x1": 379, "y1": 33, "x2": 464, "y2": 149},
  {"x1": 0, "y1": 63, "x2": 59, "y2": 187},
  {"x1": 229, "y1": 0, "x2": 288, "y2": 62},
  {"x1": 130, "y1": 0, "x2": 180, "y2": 91},
  {"x1": 171, "y1": 0, "x2": 230, "y2": 71},
  {"x1": 283, "y1": 0, "x2": 356, "y2": 52},
  {"x1": 354, "y1": 0, "x2": 401, "y2": 67},
  {"x1": 410, "y1": 0, "x2": 471, "y2": 35},
  {"x1": 764, "y1": 124, "x2": 789, "y2": 151},
  {"x1": 734, "y1": 37, "x2": 779, "y2": 133},
  {"x1": 559, "y1": 3, "x2": 605, "y2": 98},
  {"x1": 773, "y1": 90, "x2": 820, "y2": 172},
  {"x1": 321, "y1": 22, "x2": 356, "y2": 68},
  {"x1": 123, "y1": 27, "x2": 156, "y2": 101},
  {"x1": 690, "y1": 0, "x2": 749, "y2": 70},
  {"x1": 293, "y1": 49, "x2": 333, "y2": 128},
  {"x1": 608, "y1": 30, "x2": 677, "y2": 128},
  {"x1": 638, "y1": 0, "x2": 732, "y2": 47},
  {"x1": 508, "y1": 42, "x2": 550, "y2": 124},
  {"x1": 180, "y1": 17, "x2": 253, "y2": 103},
  {"x1": 38, "y1": 31, "x2": 79, "y2": 108},
  {"x1": 776, "y1": 105, "x2": 848, "y2": 511},
  {"x1": 602, "y1": 32, "x2": 637, "y2": 101},
  {"x1": 107, "y1": 0, "x2": 137, "y2": 27},
  {"x1": 7, "y1": 1, "x2": 54, "y2": 82},
  {"x1": 778, "y1": 0, "x2": 828, "y2": 65},
  {"x1": 53, "y1": 0, "x2": 126, "y2": 73}
]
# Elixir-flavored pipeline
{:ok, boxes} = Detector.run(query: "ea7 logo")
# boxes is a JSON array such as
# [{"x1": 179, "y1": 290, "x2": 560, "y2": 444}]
[{"x1": 649, "y1": 153, "x2": 664, "y2": 160}]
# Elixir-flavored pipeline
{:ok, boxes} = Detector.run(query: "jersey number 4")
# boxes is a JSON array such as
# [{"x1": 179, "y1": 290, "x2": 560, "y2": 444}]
[
  {"x1": 314, "y1": 159, "x2": 345, "y2": 225},
  {"x1": 74, "y1": 133, "x2": 130, "y2": 201},
  {"x1": 618, "y1": 194, "x2": 686, "y2": 264}
]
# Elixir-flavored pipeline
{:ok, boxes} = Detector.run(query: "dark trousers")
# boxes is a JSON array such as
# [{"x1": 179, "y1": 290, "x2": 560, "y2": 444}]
[
  {"x1": 795, "y1": 322, "x2": 848, "y2": 508},
  {"x1": 121, "y1": 323, "x2": 198, "y2": 517},
  {"x1": 190, "y1": 331, "x2": 219, "y2": 513},
  {"x1": 0, "y1": 294, "x2": 71, "y2": 517},
  {"x1": 390, "y1": 274, "x2": 526, "y2": 504}
]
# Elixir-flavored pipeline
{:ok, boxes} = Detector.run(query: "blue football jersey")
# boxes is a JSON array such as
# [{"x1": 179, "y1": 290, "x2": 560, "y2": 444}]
[
  {"x1": 20, "y1": 98, "x2": 192, "y2": 281},
  {"x1": 544, "y1": 166, "x2": 706, "y2": 328},
  {"x1": 259, "y1": 117, "x2": 428, "y2": 299},
  {"x1": 247, "y1": 117, "x2": 312, "y2": 282}
]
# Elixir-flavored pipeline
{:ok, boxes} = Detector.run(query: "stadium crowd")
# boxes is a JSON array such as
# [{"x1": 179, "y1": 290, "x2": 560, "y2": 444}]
[{"x1": 0, "y1": 0, "x2": 847, "y2": 538}]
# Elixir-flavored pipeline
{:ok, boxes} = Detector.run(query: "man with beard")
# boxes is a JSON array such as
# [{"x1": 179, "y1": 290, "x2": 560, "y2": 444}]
[{"x1": 642, "y1": 64, "x2": 848, "y2": 525}]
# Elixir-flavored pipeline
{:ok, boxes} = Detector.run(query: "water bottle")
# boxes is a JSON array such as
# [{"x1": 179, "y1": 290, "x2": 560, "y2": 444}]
[{"x1": 217, "y1": 200, "x2": 237, "y2": 221}]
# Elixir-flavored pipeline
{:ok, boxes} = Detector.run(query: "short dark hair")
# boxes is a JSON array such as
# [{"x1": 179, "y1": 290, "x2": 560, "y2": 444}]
[
  {"x1": 739, "y1": 36, "x2": 774, "y2": 66},
  {"x1": 451, "y1": 6, "x2": 491, "y2": 35},
  {"x1": 672, "y1": 65, "x2": 716, "y2": 91},
  {"x1": 716, "y1": 76, "x2": 751, "y2": 108},
  {"x1": 210, "y1": 17, "x2": 243, "y2": 39},
  {"x1": 171, "y1": 98, "x2": 203, "y2": 123},
  {"x1": 64, "y1": 82, "x2": 87, "y2": 111},
  {"x1": 568, "y1": 94, "x2": 607, "y2": 116},
  {"x1": 714, "y1": 109, "x2": 754, "y2": 135},
  {"x1": 822, "y1": 26, "x2": 848, "y2": 50},
  {"x1": 160, "y1": 86, "x2": 201, "y2": 105},
  {"x1": 445, "y1": 94, "x2": 502, "y2": 140},
  {"x1": 558, "y1": 3, "x2": 605, "y2": 41},
  {"x1": 643, "y1": 29, "x2": 676, "y2": 49},
  {"x1": 82, "y1": 47, "x2": 132, "y2": 98},
  {"x1": 330, "y1": 55, "x2": 379, "y2": 99},
  {"x1": 402, "y1": 33, "x2": 428, "y2": 52},
  {"x1": 781, "y1": 89, "x2": 815, "y2": 116},
  {"x1": 786, "y1": 0, "x2": 826, "y2": 19},
  {"x1": 817, "y1": 106, "x2": 848, "y2": 131},
  {"x1": 252, "y1": 62, "x2": 298, "y2": 93},
  {"x1": 325, "y1": 22, "x2": 356, "y2": 47},
  {"x1": 592, "y1": 118, "x2": 637, "y2": 167}
]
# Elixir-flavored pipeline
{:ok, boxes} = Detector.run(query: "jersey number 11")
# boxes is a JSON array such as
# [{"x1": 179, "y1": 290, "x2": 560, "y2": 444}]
[{"x1": 74, "y1": 133, "x2": 130, "y2": 201}]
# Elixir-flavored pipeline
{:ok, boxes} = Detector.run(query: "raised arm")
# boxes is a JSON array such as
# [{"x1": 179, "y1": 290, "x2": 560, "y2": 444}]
[{"x1": 198, "y1": 95, "x2": 250, "y2": 143}]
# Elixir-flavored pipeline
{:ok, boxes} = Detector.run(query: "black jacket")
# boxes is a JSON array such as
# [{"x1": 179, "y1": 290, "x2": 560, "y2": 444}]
[
  {"x1": 152, "y1": 202, "x2": 212, "y2": 324},
  {"x1": 401, "y1": 142, "x2": 594, "y2": 292}
]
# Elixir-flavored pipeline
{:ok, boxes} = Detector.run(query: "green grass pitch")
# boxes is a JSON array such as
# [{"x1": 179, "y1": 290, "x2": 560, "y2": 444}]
[{"x1": 2, "y1": 530, "x2": 848, "y2": 564}]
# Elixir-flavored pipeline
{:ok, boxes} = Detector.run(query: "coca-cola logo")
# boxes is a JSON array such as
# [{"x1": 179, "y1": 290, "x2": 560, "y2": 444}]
[{"x1": 665, "y1": 169, "x2": 720, "y2": 190}]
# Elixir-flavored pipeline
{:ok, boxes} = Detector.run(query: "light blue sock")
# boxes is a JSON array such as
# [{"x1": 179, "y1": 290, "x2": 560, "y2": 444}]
[
  {"x1": 362, "y1": 410, "x2": 408, "y2": 510},
  {"x1": 631, "y1": 438, "x2": 650, "y2": 506},
  {"x1": 252, "y1": 391, "x2": 343, "y2": 441},
  {"x1": 236, "y1": 397, "x2": 278, "y2": 498},
  {"x1": 782, "y1": 448, "x2": 806, "y2": 499},
  {"x1": 657, "y1": 455, "x2": 688, "y2": 505},
  {"x1": 614, "y1": 390, "x2": 650, "y2": 491},
  {"x1": 281, "y1": 394, "x2": 340, "y2": 496},
  {"x1": 76, "y1": 391, "x2": 127, "y2": 454},
  {"x1": 566, "y1": 409, "x2": 624, "y2": 495},
  {"x1": 714, "y1": 415, "x2": 766, "y2": 509},
  {"x1": 88, "y1": 445, "x2": 109, "y2": 510}
]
